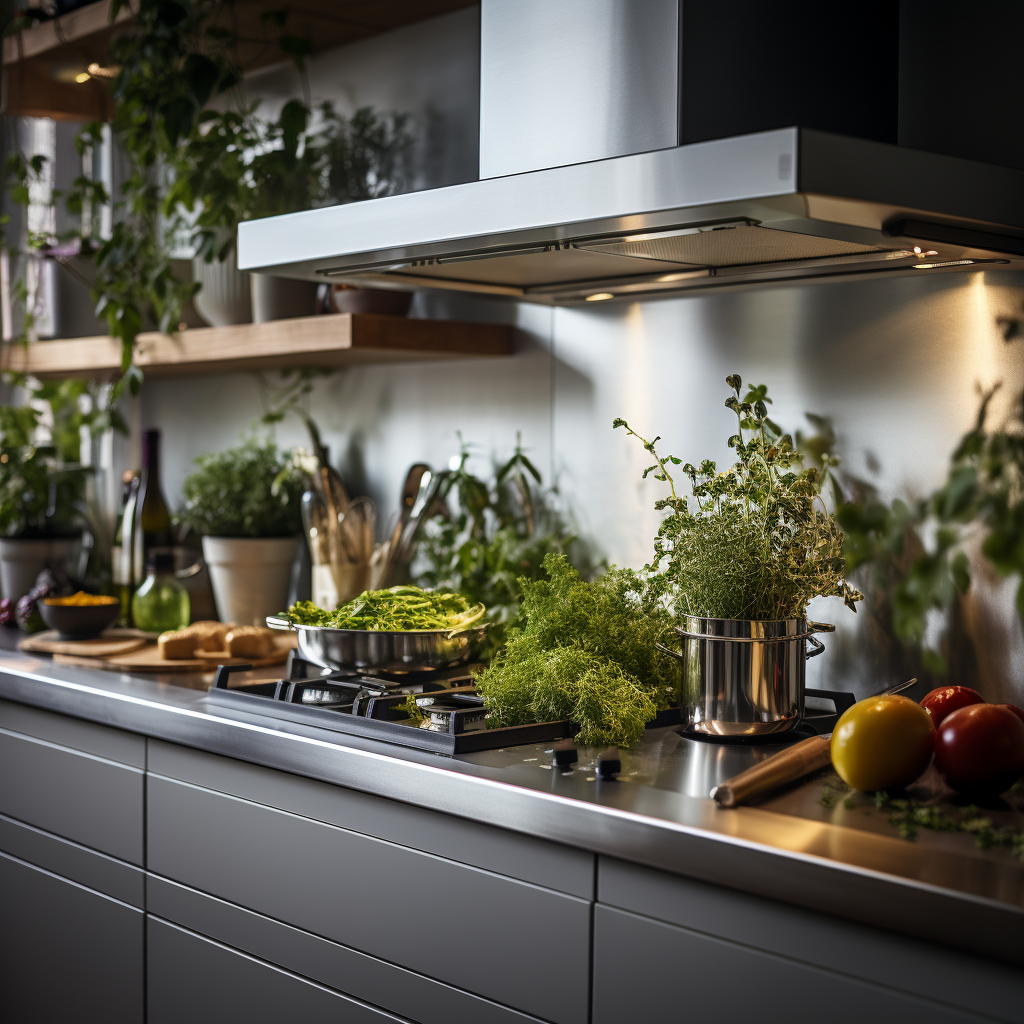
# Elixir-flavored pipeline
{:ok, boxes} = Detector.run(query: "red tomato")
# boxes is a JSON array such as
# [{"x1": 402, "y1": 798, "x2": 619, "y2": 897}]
[
  {"x1": 934, "y1": 704, "x2": 1024, "y2": 796},
  {"x1": 998, "y1": 703, "x2": 1024, "y2": 728},
  {"x1": 919, "y1": 685, "x2": 984, "y2": 728}
]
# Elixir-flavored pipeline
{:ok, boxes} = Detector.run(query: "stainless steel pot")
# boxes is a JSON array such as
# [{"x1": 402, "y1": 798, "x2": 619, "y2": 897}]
[
  {"x1": 266, "y1": 616, "x2": 488, "y2": 675},
  {"x1": 655, "y1": 616, "x2": 834, "y2": 737}
]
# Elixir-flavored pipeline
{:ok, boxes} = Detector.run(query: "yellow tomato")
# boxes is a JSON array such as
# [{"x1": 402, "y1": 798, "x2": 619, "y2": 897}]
[{"x1": 830, "y1": 695, "x2": 934, "y2": 792}]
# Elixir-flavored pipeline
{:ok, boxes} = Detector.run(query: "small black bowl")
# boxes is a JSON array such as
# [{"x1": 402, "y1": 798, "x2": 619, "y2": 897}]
[{"x1": 39, "y1": 599, "x2": 120, "y2": 640}]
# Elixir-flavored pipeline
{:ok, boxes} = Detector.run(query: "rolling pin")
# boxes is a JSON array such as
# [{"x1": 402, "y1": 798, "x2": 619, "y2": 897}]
[
  {"x1": 710, "y1": 677, "x2": 917, "y2": 808},
  {"x1": 711, "y1": 735, "x2": 832, "y2": 807}
]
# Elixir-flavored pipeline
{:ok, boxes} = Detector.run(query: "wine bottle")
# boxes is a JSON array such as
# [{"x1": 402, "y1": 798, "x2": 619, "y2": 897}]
[
  {"x1": 112, "y1": 470, "x2": 138, "y2": 625},
  {"x1": 137, "y1": 428, "x2": 173, "y2": 564}
]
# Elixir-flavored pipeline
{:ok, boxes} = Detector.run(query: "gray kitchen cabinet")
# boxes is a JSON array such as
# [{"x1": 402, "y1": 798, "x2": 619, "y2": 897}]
[
  {"x1": 148, "y1": 874, "x2": 546, "y2": 1024},
  {"x1": 0, "y1": 851, "x2": 144, "y2": 1024},
  {"x1": 146, "y1": 773, "x2": 591, "y2": 1024},
  {"x1": 595, "y1": 858, "x2": 1024, "y2": 1024},
  {"x1": 0, "y1": 701, "x2": 144, "y2": 864},
  {"x1": 148, "y1": 917, "x2": 405, "y2": 1024}
]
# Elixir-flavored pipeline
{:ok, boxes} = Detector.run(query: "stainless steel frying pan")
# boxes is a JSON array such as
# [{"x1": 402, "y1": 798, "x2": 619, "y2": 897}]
[{"x1": 266, "y1": 616, "x2": 488, "y2": 674}]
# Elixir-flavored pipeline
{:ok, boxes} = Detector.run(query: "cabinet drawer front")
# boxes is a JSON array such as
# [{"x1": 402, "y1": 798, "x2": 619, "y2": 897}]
[
  {"x1": 0, "y1": 727, "x2": 144, "y2": 863},
  {"x1": 149, "y1": 740, "x2": 594, "y2": 898},
  {"x1": 148, "y1": 918, "x2": 401, "y2": 1024},
  {"x1": 0, "y1": 813, "x2": 144, "y2": 907},
  {"x1": 0, "y1": 853, "x2": 144, "y2": 1024},
  {"x1": 148, "y1": 875, "x2": 544, "y2": 1024},
  {"x1": 0, "y1": 698, "x2": 145, "y2": 766},
  {"x1": 148, "y1": 775, "x2": 590, "y2": 1024},
  {"x1": 598, "y1": 857, "x2": 1024, "y2": 1023},
  {"x1": 593, "y1": 905, "x2": 986, "y2": 1024}
]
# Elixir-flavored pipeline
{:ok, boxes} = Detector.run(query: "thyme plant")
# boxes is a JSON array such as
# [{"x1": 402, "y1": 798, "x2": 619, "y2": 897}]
[{"x1": 616, "y1": 374, "x2": 862, "y2": 620}]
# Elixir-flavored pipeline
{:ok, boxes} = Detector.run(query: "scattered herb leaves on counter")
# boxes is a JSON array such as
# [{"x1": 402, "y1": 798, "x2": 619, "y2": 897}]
[
  {"x1": 177, "y1": 439, "x2": 304, "y2": 538},
  {"x1": 615, "y1": 373, "x2": 862, "y2": 620},
  {"x1": 474, "y1": 554, "x2": 676, "y2": 748},
  {"x1": 283, "y1": 587, "x2": 484, "y2": 631}
]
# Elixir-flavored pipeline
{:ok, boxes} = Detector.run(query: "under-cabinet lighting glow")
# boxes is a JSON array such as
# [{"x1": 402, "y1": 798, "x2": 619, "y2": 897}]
[
  {"x1": 913, "y1": 259, "x2": 977, "y2": 269},
  {"x1": 913, "y1": 246, "x2": 939, "y2": 258},
  {"x1": 74, "y1": 72, "x2": 90, "y2": 83},
  {"x1": 87, "y1": 63, "x2": 118, "y2": 79},
  {"x1": 585, "y1": 292, "x2": 614, "y2": 301}
]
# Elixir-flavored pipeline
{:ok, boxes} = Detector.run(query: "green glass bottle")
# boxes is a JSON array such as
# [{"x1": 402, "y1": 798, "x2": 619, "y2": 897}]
[{"x1": 131, "y1": 552, "x2": 190, "y2": 633}]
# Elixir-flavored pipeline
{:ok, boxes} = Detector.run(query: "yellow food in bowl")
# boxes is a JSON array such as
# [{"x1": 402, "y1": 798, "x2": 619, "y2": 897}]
[{"x1": 43, "y1": 592, "x2": 118, "y2": 607}]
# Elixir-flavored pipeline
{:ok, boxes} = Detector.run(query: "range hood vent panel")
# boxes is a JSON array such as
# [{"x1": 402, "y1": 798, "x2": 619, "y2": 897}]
[{"x1": 578, "y1": 224, "x2": 886, "y2": 267}]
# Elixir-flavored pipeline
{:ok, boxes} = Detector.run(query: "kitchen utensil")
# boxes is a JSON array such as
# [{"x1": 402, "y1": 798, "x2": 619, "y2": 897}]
[
  {"x1": 656, "y1": 617, "x2": 834, "y2": 737},
  {"x1": 266, "y1": 615, "x2": 488, "y2": 674},
  {"x1": 711, "y1": 677, "x2": 917, "y2": 806}
]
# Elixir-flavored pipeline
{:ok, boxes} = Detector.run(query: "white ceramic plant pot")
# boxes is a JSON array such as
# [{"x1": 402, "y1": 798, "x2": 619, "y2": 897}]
[
  {"x1": 250, "y1": 274, "x2": 319, "y2": 323},
  {"x1": 202, "y1": 536, "x2": 298, "y2": 627},
  {"x1": 0, "y1": 537, "x2": 78, "y2": 601},
  {"x1": 192, "y1": 251, "x2": 252, "y2": 327}
]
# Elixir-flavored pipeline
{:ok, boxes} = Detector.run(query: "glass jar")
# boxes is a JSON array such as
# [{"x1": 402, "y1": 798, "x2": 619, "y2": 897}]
[{"x1": 131, "y1": 552, "x2": 190, "y2": 633}]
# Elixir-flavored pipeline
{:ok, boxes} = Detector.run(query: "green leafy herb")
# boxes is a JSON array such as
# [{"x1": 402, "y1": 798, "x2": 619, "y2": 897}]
[
  {"x1": 475, "y1": 554, "x2": 676, "y2": 748},
  {"x1": 283, "y1": 587, "x2": 483, "y2": 631},
  {"x1": 615, "y1": 373, "x2": 862, "y2": 620},
  {"x1": 178, "y1": 439, "x2": 304, "y2": 538},
  {"x1": 414, "y1": 435, "x2": 590, "y2": 658}
]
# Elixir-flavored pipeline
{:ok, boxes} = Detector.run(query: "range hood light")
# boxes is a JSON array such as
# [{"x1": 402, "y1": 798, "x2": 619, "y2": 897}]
[
  {"x1": 585, "y1": 292, "x2": 615, "y2": 301},
  {"x1": 913, "y1": 246, "x2": 939, "y2": 258}
]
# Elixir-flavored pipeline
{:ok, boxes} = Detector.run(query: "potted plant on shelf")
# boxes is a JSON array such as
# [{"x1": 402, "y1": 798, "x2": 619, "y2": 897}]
[
  {"x1": 168, "y1": 101, "x2": 416, "y2": 323},
  {"x1": 616, "y1": 373, "x2": 862, "y2": 737},
  {"x1": 177, "y1": 438, "x2": 305, "y2": 626},
  {"x1": 0, "y1": 378, "x2": 96, "y2": 602}
]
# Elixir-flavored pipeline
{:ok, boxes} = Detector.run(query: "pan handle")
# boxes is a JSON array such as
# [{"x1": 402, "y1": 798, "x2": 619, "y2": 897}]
[
  {"x1": 265, "y1": 616, "x2": 297, "y2": 632},
  {"x1": 655, "y1": 640, "x2": 683, "y2": 661}
]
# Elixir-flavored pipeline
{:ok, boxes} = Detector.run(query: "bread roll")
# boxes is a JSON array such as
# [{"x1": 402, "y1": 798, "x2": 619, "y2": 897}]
[
  {"x1": 159, "y1": 629, "x2": 198, "y2": 660},
  {"x1": 189, "y1": 620, "x2": 231, "y2": 651},
  {"x1": 225, "y1": 626, "x2": 273, "y2": 658}
]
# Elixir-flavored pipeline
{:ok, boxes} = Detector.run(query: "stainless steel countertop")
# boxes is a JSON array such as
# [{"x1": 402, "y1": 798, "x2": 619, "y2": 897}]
[{"x1": 1, "y1": 640, "x2": 1022, "y2": 967}]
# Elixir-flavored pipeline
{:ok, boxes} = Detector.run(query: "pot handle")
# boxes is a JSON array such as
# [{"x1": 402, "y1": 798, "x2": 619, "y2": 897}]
[
  {"x1": 265, "y1": 616, "x2": 297, "y2": 632},
  {"x1": 655, "y1": 640, "x2": 683, "y2": 661},
  {"x1": 807, "y1": 620, "x2": 835, "y2": 633},
  {"x1": 805, "y1": 634, "x2": 826, "y2": 658}
]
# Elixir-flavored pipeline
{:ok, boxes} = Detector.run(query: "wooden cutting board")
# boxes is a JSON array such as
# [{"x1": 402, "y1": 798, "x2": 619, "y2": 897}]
[
  {"x1": 52, "y1": 634, "x2": 296, "y2": 673},
  {"x1": 20, "y1": 630, "x2": 152, "y2": 658}
]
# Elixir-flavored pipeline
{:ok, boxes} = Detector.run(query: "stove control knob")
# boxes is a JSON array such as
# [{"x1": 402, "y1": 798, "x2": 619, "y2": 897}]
[
  {"x1": 597, "y1": 747, "x2": 622, "y2": 779},
  {"x1": 552, "y1": 738, "x2": 578, "y2": 769}
]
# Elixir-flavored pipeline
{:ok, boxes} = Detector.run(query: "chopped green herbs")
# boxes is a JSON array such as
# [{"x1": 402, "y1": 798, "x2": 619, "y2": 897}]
[{"x1": 283, "y1": 587, "x2": 484, "y2": 631}]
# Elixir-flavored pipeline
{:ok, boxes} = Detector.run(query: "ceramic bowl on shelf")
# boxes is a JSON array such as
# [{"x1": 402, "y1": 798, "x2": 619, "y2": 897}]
[{"x1": 39, "y1": 598, "x2": 120, "y2": 640}]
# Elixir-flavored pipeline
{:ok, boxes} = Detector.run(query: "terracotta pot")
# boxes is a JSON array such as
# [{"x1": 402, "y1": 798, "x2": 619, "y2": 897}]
[
  {"x1": 329, "y1": 284, "x2": 413, "y2": 316},
  {"x1": 201, "y1": 536, "x2": 298, "y2": 627}
]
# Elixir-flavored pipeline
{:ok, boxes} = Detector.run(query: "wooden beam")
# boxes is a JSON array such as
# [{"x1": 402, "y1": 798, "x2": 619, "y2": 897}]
[{"x1": 2, "y1": 314, "x2": 514, "y2": 380}]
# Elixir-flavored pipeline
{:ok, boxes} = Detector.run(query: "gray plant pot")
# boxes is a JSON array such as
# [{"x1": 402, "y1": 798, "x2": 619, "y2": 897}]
[
  {"x1": 0, "y1": 537, "x2": 79, "y2": 602},
  {"x1": 251, "y1": 274, "x2": 319, "y2": 323},
  {"x1": 193, "y1": 252, "x2": 252, "y2": 328},
  {"x1": 201, "y1": 536, "x2": 299, "y2": 627}
]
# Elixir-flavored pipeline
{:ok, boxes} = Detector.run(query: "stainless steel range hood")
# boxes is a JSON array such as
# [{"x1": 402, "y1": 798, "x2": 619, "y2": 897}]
[{"x1": 237, "y1": 1, "x2": 1024, "y2": 304}]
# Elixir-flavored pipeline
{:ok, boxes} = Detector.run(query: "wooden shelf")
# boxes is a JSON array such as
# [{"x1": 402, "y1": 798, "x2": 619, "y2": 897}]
[
  {"x1": 2, "y1": 313, "x2": 513, "y2": 379},
  {"x1": 3, "y1": 0, "x2": 476, "y2": 122}
]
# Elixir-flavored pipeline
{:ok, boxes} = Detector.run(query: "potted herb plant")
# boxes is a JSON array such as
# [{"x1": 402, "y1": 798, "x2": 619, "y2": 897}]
[
  {"x1": 616, "y1": 373, "x2": 862, "y2": 737},
  {"x1": 177, "y1": 438, "x2": 305, "y2": 626},
  {"x1": 0, "y1": 379, "x2": 94, "y2": 601}
]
